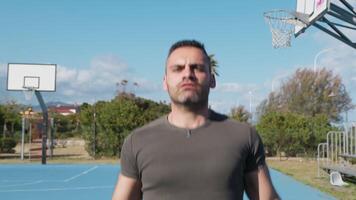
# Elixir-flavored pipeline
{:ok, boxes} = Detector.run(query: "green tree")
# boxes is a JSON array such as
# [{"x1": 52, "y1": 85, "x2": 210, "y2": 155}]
[
  {"x1": 1, "y1": 101, "x2": 22, "y2": 137},
  {"x1": 53, "y1": 114, "x2": 78, "y2": 138},
  {"x1": 258, "y1": 68, "x2": 352, "y2": 122},
  {"x1": 0, "y1": 137, "x2": 17, "y2": 153},
  {"x1": 78, "y1": 103, "x2": 93, "y2": 127},
  {"x1": 230, "y1": 105, "x2": 251, "y2": 123},
  {"x1": 256, "y1": 111, "x2": 333, "y2": 157},
  {"x1": 0, "y1": 105, "x2": 5, "y2": 137},
  {"x1": 80, "y1": 93, "x2": 170, "y2": 157}
]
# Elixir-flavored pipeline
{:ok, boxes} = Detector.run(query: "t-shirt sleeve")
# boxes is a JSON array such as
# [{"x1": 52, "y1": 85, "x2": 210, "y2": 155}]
[
  {"x1": 120, "y1": 134, "x2": 139, "y2": 180},
  {"x1": 244, "y1": 127, "x2": 266, "y2": 173}
]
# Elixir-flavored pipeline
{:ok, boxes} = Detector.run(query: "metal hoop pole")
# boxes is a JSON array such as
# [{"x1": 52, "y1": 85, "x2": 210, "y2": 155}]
[{"x1": 35, "y1": 91, "x2": 48, "y2": 165}]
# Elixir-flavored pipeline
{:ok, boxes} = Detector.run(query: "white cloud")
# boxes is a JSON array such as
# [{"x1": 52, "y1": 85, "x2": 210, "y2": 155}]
[
  {"x1": 52, "y1": 55, "x2": 163, "y2": 103},
  {"x1": 57, "y1": 67, "x2": 77, "y2": 83},
  {"x1": 76, "y1": 70, "x2": 91, "y2": 84},
  {"x1": 209, "y1": 82, "x2": 266, "y2": 114},
  {"x1": 209, "y1": 100, "x2": 232, "y2": 114},
  {"x1": 214, "y1": 82, "x2": 259, "y2": 93},
  {"x1": 0, "y1": 55, "x2": 163, "y2": 104},
  {"x1": 91, "y1": 54, "x2": 128, "y2": 72},
  {"x1": 215, "y1": 82, "x2": 243, "y2": 92},
  {"x1": 58, "y1": 54, "x2": 129, "y2": 90},
  {"x1": 317, "y1": 45, "x2": 356, "y2": 90}
]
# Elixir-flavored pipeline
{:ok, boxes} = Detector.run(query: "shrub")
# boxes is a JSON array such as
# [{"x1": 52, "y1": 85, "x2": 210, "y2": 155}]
[
  {"x1": 80, "y1": 95, "x2": 170, "y2": 157},
  {"x1": 0, "y1": 137, "x2": 17, "y2": 153},
  {"x1": 256, "y1": 112, "x2": 332, "y2": 157}
]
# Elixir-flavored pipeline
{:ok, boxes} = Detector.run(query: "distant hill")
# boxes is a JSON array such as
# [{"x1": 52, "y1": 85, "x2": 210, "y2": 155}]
[{"x1": 32, "y1": 101, "x2": 77, "y2": 112}]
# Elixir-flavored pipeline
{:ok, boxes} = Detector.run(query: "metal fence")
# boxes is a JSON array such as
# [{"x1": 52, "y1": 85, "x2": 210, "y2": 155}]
[{"x1": 317, "y1": 122, "x2": 356, "y2": 177}]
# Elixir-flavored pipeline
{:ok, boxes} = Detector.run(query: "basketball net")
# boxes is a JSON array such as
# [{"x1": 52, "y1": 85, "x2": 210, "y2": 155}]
[
  {"x1": 264, "y1": 10, "x2": 307, "y2": 48},
  {"x1": 22, "y1": 87, "x2": 36, "y2": 101}
]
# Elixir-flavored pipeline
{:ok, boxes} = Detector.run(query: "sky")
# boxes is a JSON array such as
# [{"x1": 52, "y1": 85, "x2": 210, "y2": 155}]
[{"x1": 0, "y1": 0, "x2": 355, "y2": 122}]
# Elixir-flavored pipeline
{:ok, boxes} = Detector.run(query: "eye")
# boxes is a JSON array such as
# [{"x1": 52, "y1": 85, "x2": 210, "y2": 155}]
[
  {"x1": 193, "y1": 64, "x2": 206, "y2": 72},
  {"x1": 171, "y1": 65, "x2": 184, "y2": 72}
]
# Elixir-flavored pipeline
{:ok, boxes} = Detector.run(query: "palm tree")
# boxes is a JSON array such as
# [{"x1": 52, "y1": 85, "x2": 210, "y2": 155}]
[
  {"x1": 209, "y1": 54, "x2": 219, "y2": 76},
  {"x1": 121, "y1": 80, "x2": 128, "y2": 93},
  {"x1": 230, "y1": 105, "x2": 251, "y2": 123}
]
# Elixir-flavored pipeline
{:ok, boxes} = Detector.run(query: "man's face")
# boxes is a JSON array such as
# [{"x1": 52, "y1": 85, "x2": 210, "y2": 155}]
[{"x1": 164, "y1": 47, "x2": 215, "y2": 108}]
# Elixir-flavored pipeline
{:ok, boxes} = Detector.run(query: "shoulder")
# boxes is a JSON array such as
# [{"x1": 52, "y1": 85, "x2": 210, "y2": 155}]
[
  {"x1": 136, "y1": 115, "x2": 167, "y2": 132},
  {"x1": 127, "y1": 115, "x2": 167, "y2": 140},
  {"x1": 209, "y1": 110, "x2": 259, "y2": 142},
  {"x1": 210, "y1": 110, "x2": 252, "y2": 132},
  {"x1": 123, "y1": 115, "x2": 169, "y2": 155}
]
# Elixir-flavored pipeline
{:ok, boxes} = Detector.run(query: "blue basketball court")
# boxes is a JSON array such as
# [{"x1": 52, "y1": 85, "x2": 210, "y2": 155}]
[{"x1": 0, "y1": 164, "x2": 335, "y2": 200}]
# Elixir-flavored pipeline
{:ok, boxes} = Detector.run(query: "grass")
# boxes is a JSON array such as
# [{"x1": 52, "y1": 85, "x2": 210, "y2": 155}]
[
  {"x1": 267, "y1": 158, "x2": 356, "y2": 200},
  {"x1": 0, "y1": 141, "x2": 119, "y2": 164}
]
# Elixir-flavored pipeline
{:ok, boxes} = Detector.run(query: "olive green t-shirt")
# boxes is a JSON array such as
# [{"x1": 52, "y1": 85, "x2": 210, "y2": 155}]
[{"x1": 120, "y1": 111, "x2": 265, "y2": 200}]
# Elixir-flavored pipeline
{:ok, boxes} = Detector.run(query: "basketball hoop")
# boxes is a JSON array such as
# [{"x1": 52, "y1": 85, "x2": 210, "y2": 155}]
[
  {"x1": 264, "y1": 10, "x2": 308, "y2": 48},
  {"x1": 22, "y1": 87, "x2": 36, "y2": 101}
]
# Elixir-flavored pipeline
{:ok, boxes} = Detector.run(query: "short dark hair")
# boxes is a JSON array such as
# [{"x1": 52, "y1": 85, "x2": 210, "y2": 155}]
[
  {"x1": 167, "y1": 39, "x2": 209, "y2": 60},
  {"x1": 167, "y1": 40, "x2": 211, "y2": 73}
]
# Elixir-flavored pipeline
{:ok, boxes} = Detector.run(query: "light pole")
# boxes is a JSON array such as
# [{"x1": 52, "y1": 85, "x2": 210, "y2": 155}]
[
  {"x1": 19, "y1": 108, "x2": 34, "y2": 160},
  {"x1": 93, "y1": 102, "x2": 96, "y2": 158},
  {"x1": 313, "y1": 48, "x2": 333, "y2": 72},
  {"x1": 248, "y1": 91, "x2": 253, "y2": 122}
]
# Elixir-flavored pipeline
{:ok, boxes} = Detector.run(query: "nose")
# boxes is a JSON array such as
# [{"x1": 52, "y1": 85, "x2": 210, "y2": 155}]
[{"x1": 182, "y1": 65, "x2": 196, "y2": 80}]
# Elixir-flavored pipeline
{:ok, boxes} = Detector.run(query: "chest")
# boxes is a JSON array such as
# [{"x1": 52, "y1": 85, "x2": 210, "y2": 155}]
[{"x1": 136, "y1": 130, "x2": 249, "y2": 190}]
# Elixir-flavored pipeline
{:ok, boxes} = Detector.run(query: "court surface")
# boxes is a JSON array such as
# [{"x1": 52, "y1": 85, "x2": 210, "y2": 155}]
[{"x1": 0, "y1": 164, "x2": 335, "y2": 200}]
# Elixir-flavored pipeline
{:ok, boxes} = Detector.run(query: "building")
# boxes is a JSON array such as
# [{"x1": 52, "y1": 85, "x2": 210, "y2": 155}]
[{"x1": 48, "y1": 104, "x2": 79, "y2": 116}]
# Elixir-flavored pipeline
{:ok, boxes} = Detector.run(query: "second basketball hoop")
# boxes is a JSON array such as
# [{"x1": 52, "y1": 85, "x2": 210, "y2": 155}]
[{"x1": 264, "y1": 10, "x2": 308, "y2": 48}]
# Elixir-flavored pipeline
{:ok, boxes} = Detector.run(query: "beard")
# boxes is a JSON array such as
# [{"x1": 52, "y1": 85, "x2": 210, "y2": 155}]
[{"x1": 167, "y1": 81, "x2": 210, "y2": 110}]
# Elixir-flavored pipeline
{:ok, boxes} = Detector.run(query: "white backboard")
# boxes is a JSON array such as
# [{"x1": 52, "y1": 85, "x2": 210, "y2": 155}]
[
  {"x1": 7, "y1": 63, "x2": 57, "y2": 91},
  {"x1": 295, "y1": 0, "x2": 330, "y2": 36}
]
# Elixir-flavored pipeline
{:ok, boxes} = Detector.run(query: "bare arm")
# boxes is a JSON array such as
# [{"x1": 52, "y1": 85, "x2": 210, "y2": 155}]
[
  {"x1": 112, "y1": 173, "x2": 142, "y2": 200},
  {"x1": 244, "y1": 164, "x2": 280, "y2": 200}
]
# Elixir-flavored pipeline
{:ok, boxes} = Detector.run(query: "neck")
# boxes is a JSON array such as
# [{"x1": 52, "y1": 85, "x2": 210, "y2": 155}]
[{"x1": 168, "y1": 103, "x2": 210, "y2": 129}]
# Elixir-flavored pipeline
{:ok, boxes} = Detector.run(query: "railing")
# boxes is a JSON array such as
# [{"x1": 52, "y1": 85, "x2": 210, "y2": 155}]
[
  {"x1": 317, "y1": 142, "x2": 327, "y2": 177},
  {"x1": 326, "y1": 131, "x2": 344, "y2": 164},
  {"x1": 317, "y1": 122, "x2": 356, "y2": 177}
]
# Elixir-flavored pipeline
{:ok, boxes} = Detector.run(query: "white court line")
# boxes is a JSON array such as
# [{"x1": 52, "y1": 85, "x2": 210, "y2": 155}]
[
  {"x1": 64, "y1": 166, "x2": 99, "y2": 182},
  {"x1": 0, "y1": 165, "x2": 100, "y2": 187},
  {"x1": 0, "y1": 180, "x2": 38, "y2": 182},
  {"x1": 0, "y1": 185, "x2": 113, "y2": 192},
  {"x1": 0, "y1": 180, "x2": 43, "y2": 188}
]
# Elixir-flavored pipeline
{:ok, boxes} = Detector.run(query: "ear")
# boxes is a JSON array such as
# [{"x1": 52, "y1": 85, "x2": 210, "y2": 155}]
[
  {"x1": 210, "y1": 74, "x2": 216, "y2": 88},
  {"x1": 163, "y1": 75, "x2": 168, "y2": 91}
]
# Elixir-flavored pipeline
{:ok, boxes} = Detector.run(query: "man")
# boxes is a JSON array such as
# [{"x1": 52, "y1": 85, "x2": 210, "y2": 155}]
[{"x1": 112, "y1": 40, "x2": 279, "y2": 200}]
